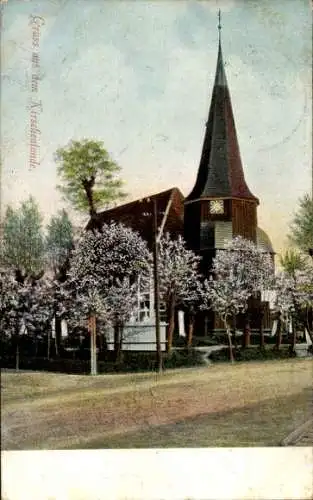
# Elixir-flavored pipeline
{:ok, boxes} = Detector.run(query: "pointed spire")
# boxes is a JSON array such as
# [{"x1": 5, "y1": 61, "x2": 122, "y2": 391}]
[
  {"x1": 186, "y1": 13, "x2": 258, "y2": 203},
  {"x1": 218, "y1": 9, "x2": 222, "y2": 44}
]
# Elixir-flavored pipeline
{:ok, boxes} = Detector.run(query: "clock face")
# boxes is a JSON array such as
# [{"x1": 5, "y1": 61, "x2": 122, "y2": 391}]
[{"x1": 209, "y1": 200, "x2": 224, "y2": 215}]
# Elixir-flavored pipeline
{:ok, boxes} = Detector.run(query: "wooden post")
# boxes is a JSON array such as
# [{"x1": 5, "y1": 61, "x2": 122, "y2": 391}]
[
  {"x1": 55, "y1": 315, "x2": 62, "y2": 357},
  {"x1": 47, "y1": 328, "x2": 51, "y2": 360},
  {"x1": 89, "y1": 314, "x2": 97, "y2": 375},
  {"x1": 187, "y1": 313, "x2": 195, "y2": 349},
  {"x1": 275, "y1": 313, "x2": 282, "y2": 350},
  {"x1": 232, "y1": 314, "x2": 237, "y2": 349},
  {"x1": 15, "y1": 319, "x2": 20, "y2": 370},
  {"x1": 242, "y1": 313, "x2": 251, "y2": 348},
  {"x1": 224, "y1": 317, "x2": 234, "y2": 363},
  {"x1": 259, "y1": 305, "x2": 265, "y2": 349},
  {"x1": 166, "y1": 295, "x2": 175, "y2": 353},
  {"x1": 153, "y1": 198, "x2": 163, "y2": 372},
  {"x1": 15, "y1": 341, "x2": 19, "y2": 371}
]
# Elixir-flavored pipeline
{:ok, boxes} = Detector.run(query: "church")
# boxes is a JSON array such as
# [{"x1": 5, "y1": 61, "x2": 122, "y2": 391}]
[{"x1": 87, "y1": 20, "x2": 274, "y2": 345}]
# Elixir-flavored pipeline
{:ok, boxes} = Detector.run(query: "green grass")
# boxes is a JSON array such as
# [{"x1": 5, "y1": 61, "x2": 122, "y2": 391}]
[{"x1": 2, "y1": 359, "x2": 312, "y2": 449}]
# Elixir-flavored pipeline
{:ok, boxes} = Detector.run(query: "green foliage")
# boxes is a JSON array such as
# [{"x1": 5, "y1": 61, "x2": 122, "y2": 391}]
[
  {"x1": 55, "y1": 139, "x2": 127, "y2": 215},
  {"x1": 1, "y1": 197, "x2": 44, "y2": 278},
  {"x1": 46, "y1": 209, "x2": 73, "y2": 275},
  {"x1": 279, "y1": 249, "x2": 308, "y2": 276},
  {"x1": 163, "y1": 348, "x2": 205, "y2": 368},
  {"x1": 0, "y1": 349, "x2": 205, "y2": 374},
  {"x1": 209, "y1": 346, "x2": 294, "y2": 363},
  {"x1": 289, "y1": 194, "x2": 313, "y2": 253}
]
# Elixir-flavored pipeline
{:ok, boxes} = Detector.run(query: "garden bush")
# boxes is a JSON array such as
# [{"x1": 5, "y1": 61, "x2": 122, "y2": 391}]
[
  {"x1": 164, "y1": 348, "x2": 205, "y2": 369},
  {"x1": 0, "y1": 348, "x2": 204, "y2": 374},
  {"x1": 209, "y1": 346, "x2": 296, "y2": 363},
  {"x1": 188, "y1": 332, "x2": 298, "y2": 347}
]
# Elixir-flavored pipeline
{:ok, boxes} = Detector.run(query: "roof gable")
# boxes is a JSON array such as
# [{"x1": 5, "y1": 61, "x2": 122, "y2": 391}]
[{"x1": 86, "y1": 187, "x2": 184, "y2": 248}]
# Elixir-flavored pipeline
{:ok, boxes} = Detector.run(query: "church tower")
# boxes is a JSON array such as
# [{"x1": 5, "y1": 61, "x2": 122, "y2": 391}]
[{"x1": 184, "y1": 13, "x2": 259, "y2": 271}]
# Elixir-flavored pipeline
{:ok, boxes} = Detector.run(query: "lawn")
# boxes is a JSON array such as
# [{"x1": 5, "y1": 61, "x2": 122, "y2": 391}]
[{"x1": 1, "y1": 359, "x2": 312, "y2": 449}]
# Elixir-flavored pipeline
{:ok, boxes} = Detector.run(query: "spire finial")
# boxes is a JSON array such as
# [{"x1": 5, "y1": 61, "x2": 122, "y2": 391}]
[{"x1": 218, "y1": 9, "x2": 222, "y2": 42}]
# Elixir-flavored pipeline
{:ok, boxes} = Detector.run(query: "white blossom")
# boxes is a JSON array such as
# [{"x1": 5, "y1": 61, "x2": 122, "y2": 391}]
[
  {"x1": 0, "y1": 271, "x2": 54, "y2": 338},
  {"x1": 203, "y1": 236, "x2": 275, "y2": 321},
  {"x1": 158, "y1": 233, "x2": 202, "y2": 307},
  {"x1": 273, "y1": 266, "x2": 313, "y2": 327},
  {"x1": 68, "y1": 223, "x2": 151, "y2": 326}
]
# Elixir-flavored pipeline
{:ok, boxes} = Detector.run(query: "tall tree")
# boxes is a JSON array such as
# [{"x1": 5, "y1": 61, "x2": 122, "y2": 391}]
[
  {"x1": 202, "y1": 237, "x2": 274, "y2": 362},
  {"x1": 279, "y1": 249, "x2": 308, "y2": 277},
  {"x1": 45, "y1": 210, "x2": 74, "y2": 355},
  {"x1": 55, "y1": 139, "x2": 126, "y2": 219},
  {"x1": 1, "y1": 197, "x2": 44, "y2": 282},
  {"x1": 289, "y1": 194, "x2": 313, "y2": 253},
  {"x1": 46, "y1": 209, "x2": 73, "y2": 278},
  {"x1": 158, "y1": 233, "x2": 202, "y2": 351}
]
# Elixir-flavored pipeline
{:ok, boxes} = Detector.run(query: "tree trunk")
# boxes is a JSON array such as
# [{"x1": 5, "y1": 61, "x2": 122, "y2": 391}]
[
  {"x1": 242, "y1": 313, "x2": 251, "y2": 348},
  {"x1": 15, "y1": 317, "x2": 20, "y2": 370},
  {"x1": 54, "y1": 335, "x2": 58, "y2": 357},
  {"x1": 54, "y1": 315, "x2": 62, "y2": 357},
  {"x1": 98, "y1": 331, "x2": 103, "y2": 352},
  {"x1": 232, "y1": 314, "x2": 237, "y2": 349},
  {"x1": 223, "y1": 318, "x2": 234, "y2": 363},
  {"x1": 83, "y1": 177, "x2": 96, "y2": 218},
  {"x1": 167, "y1": 296, "x2": 176, "y2": 353},
  {"x1": 117, "y1": 326, "x2": 124, "y2": 365},
  {"x1": 47, "y1": 328, "x2": 51, "y2": 360},
  {"x1": 187, "y1": 313, "x2": 195, "y2": 349},
  {"x1": 290, "y1": 317, "x2": 296, "y2": 354},
  {"x1": 15, "y1": 339, "x2": 20, "y2": 371},
  {"x1": 259, "y1": 306, "x2": 265, "y2": 349},
  {"x1": 89, "y1": 314, "x2": 97, "y2": 375},
  {"x1": 275, "y1": 314, "x2": 282, "y2": 350},
  {"x1": 113, "y1": 323, "x2": 120, "y2": 362},
  {"x1": 34, "y1": 335, "x2": 38, "y2": 357}
]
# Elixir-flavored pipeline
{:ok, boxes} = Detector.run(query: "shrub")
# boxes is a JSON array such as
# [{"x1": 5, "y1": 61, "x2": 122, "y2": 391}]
[
  {"x1": 0, "y1": 348, "x2": 204, "y2": 374},
  {"x1": 164, "y1": 348, "x2": 205, "y2": 369},
  {"x1": 209, "y1": 346, "x2": 295, "y2": 363}
]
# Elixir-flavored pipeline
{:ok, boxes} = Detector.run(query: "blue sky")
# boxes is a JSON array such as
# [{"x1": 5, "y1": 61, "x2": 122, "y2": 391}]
[{"x1": 1, "y1": 0, "x2": 312, "y2": 254}]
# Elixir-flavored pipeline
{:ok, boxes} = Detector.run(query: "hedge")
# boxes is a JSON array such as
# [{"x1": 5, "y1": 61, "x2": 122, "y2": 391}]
[
  {"x1": 0, "y1": 348, "x2": 205, "y2": 375},
  {"x1": 209, "y1": 346, "x2": 296, "y2": 363},
  {"x1": 180, "y1": 332, "x2": 305, "y2": 348}
]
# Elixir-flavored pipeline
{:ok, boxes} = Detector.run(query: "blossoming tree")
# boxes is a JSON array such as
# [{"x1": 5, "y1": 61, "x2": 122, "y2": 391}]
[
  {"x1": 202, "y1": 236, "x2": 274, "y2": 362},
  {"x1": 68, "y1": 222, "x2": 150, "y2": 373},
  {"x1": 273, "y1": 266, "x2": 313, "y2": 352},
  {"x1": 45, "y1": 209, "x2": 74, "y2": 355},
  {"x1": 158, "y1": 233, "x2": 202, "y2": 351},
  {"x1": 0, "y1": 271, "x2": 55, "y2": 369},
  {"x1": 1, "y1": 197, "x2": 45, "y2": 283}
]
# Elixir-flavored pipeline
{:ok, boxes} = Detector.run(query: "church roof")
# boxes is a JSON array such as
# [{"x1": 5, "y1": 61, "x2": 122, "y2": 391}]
[
  {"x1": 86, "y1": 187, "x2": 184, "y2": 248},
  {"x1": 186, "y1": 37, "x2": 258, "y2": 203}
]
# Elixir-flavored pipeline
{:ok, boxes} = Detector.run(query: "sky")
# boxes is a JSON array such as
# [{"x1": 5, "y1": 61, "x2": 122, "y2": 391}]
[{"x1": 1, "y1": 0, "x2": 312, "y2": 255}]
